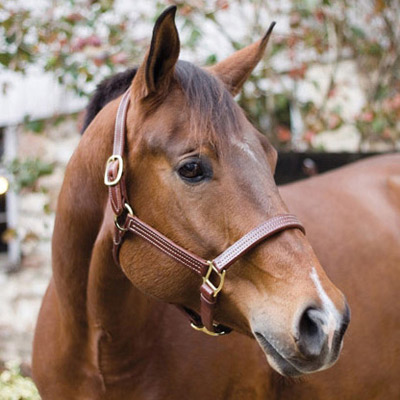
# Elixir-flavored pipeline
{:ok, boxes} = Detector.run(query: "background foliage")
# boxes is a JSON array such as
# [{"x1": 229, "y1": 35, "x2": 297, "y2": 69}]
[
  {"x1": 0, "y1": 362, "x2": 40, "y2": 400},
  {"x1": 1, "y1": 0, "x2": 399, "y2": 150}
]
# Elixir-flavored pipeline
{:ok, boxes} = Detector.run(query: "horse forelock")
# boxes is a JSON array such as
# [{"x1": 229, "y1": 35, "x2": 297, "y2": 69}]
[
  {"x1": 173, "y1": 61, "x2": 242, "y2": 152},
  {"x1": 82, "y1": 61, "x2": 243, "y2": 153}
]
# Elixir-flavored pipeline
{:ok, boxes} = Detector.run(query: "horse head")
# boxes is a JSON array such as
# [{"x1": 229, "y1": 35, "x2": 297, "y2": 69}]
[{"x1": 110, "y1": 6, "x2": 349, "y2": 377}]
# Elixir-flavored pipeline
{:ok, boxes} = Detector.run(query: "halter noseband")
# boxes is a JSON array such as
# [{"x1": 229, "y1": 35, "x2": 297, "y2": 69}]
[{"x1": 104, "y1": 90, "x2": 305, "y2": 336}]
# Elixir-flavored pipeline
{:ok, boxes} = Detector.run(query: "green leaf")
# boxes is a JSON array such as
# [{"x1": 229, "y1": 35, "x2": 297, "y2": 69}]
[
  {"x1": 0, "y1": 53, "x2": 12, "y2": 67},
  {"x1": 205, "y1": 53, "x2": 217, "y2": 65},
  {"x1": 188, "y1": 28, "x2": 201, "y2": 47},
  {"x1": 371, "y1": 117, "x2": 386, "y2": 134},
  {"x1": 24, "y1": 117, "x2": 45, "y2": 134},
  {"x1": 350, "y1": 26, "x2": 366, "y2": 39}
]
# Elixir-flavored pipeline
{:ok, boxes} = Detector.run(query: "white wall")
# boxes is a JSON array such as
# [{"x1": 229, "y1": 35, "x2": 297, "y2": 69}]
[{"x1": 0, "y1": 69, "x2": 86, "y2": 127}]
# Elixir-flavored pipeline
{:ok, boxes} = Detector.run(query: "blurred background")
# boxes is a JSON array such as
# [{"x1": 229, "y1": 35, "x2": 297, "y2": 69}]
[{"x1": 0, "y1": 0, "x2": 399, "y2": 396}]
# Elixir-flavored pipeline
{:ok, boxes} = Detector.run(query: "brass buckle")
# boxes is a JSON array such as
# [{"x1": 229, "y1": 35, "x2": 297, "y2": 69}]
[
  {"x1": 190, "y1": 322, "x2": 224, "y2": 337},
  {"x1": 114, "y1": 203, "x2": 134, "y2": 232},
  {"x1": 104, "y1": 155, "x2": 124, "y2": 186},
  {"x1": 203, "y1": 260, "x2": 226, "y2": 297}
]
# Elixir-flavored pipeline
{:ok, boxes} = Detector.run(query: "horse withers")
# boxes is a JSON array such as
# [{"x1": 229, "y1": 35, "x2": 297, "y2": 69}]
[{"x1": 32, "y1": 6, "x2": 349, "y2": 399}]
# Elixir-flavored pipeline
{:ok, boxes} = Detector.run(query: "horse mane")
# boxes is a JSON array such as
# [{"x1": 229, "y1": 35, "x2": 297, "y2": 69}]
[
  {"x1": 81, "y1": 68, "x2": 137, "y2": 133},
  {"x1": 81, "y1": 60, "x2": 241, "y2": 148}
]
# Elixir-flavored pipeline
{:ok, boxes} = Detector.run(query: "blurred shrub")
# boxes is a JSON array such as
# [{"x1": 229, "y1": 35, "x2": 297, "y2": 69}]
[
  {"x1": 1, "y1": 0, "x2": 399, "y2": 149},
  {"x1": 6, "y1": 158, "x2": 54, "y2": 192},
  {"x1": 0, "y1": 361, "x2": 40, "y2": 400}
]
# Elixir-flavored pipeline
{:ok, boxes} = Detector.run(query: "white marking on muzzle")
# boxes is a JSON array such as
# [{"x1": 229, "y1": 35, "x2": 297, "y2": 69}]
[{"x1": 310, "y1": 267, "x2": 340, "y2": 350}]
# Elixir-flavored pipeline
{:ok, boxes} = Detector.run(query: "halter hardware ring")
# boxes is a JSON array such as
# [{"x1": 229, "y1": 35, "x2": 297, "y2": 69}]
[
  {"x1": 190, "y1": 322, "x2": 226, "y2": 337},
  {"x1": 114, "y1": 203, "x2": 134, "y2": 232},
  {"x1": 104, "y1": 155, "x2": 124, "y2": 186},
  {"x1": 203, "y1": 260, "x2": 226, "y2": 298}
]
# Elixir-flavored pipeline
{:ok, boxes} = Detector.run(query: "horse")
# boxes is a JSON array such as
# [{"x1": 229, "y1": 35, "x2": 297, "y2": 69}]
[{"x1": 32, "y1": 6, "x2": 370, "y2": 399}]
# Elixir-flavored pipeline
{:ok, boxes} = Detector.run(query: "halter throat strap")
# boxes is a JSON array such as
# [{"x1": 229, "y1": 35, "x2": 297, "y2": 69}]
[{"x1": 104, "y1": 89, "x2": 305, "y2": 336}]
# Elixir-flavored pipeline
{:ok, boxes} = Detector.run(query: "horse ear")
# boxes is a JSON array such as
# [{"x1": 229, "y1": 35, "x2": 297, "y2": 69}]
[
  {"x1": 208, "y1": 22, "x2": 276, "y2": 96},
  {"x1": 133, "y1": 6, "x2": 180, "y2": 98}
]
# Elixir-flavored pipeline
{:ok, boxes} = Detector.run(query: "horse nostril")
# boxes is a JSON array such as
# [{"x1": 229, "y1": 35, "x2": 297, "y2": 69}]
[
  {"x1": 300, "y1": 309, "x2": 319, "y2": 337},
  {"x1": 296, "y1": 307, "x2": 326, "y2": 359}
]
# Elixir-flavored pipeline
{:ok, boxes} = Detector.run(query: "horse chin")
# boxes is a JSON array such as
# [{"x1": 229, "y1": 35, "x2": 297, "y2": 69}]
[
  {"x1": 254, "y1": 333, "x2": 304, "y2": 377},
  {"x1": 253, "y1": 332, "x2": 339, "y2": 378}
]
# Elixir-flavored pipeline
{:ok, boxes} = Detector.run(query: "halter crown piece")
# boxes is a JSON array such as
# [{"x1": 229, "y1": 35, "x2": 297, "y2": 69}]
[{"x1": 104, "y1": 90, "x2": 305, "y2": 336}]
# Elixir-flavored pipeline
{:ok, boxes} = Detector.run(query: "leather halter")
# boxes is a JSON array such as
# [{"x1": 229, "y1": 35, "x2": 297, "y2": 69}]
[{"x1": 104, "y1": 89, "x2": 305, "y2": 336}]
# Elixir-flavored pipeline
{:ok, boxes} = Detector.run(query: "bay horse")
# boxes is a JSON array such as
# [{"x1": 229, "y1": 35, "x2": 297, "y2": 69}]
[{"x1": 32, "y1": 5, "x2": 385, "y2": 399}]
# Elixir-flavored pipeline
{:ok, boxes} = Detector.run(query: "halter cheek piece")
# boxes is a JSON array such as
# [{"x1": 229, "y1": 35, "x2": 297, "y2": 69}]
[{"x1": 105, "y1": 90, "x2": 305, "y2": 336}]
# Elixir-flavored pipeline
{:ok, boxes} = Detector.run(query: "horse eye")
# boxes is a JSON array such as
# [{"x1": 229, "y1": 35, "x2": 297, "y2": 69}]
[{"x1": 178, "y1": 160, "x2": 205, "y2": 182}]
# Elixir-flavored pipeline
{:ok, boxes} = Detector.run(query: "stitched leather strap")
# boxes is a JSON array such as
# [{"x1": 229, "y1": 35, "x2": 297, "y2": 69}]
[
  {"x1": 105, "y1": 89, "x2": 306, "y2": 336},
  {"x1": 125, "y1": 214, "x2": 209, "y2": 277},
  {"x1": 123, "y1": 214, "x2": 303, "y2": 278},
  {"x1": 213, "y1": 215, "x2": 305, "y2": 271},
  {"x1": 105, "y1": 89, "x2": 131, "y2": 216}
]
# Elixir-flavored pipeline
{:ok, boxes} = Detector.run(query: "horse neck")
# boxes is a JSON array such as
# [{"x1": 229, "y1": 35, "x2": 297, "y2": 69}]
[
  {"x1": 51, "y1": 99, "x2": 160, "y2": 352},
  {"x1": 86, "y1": 215, "x2": 167, "y2": 379}
]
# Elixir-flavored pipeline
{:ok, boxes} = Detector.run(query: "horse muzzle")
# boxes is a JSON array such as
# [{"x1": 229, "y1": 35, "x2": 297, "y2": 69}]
[{"x1": 253, "y1": 302, "x2": 350, "y2": 377}]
